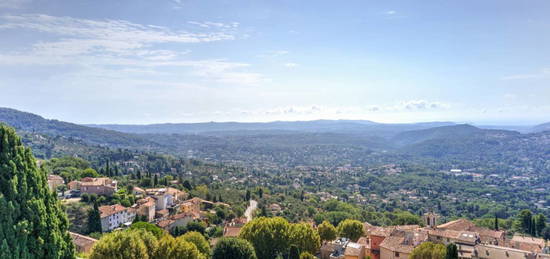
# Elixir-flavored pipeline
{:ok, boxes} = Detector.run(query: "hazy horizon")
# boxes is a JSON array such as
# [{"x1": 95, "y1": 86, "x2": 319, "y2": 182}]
[{"x1": 1, "y1": 0, "x2": 549, "y2": 125}]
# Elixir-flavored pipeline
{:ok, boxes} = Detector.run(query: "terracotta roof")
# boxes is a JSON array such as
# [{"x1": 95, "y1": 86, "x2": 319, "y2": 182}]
[
  {"x1": 99, "y1": 204, "x2": 127, "y2": 218},
  {"x1": 69, "y1": 232, "x2": 97, "y2": 249},
  {"x1": 510, "y1": 235, "x2": 545, "y2": 253},
  {"x1": 365, "y1": 225, "x2": 420, "y2": 237},
  {"x1": 223, "y1": 226, "x2": 242, "y2": 237},
  {"x1": 379, "y1": 230, "x2": 427, "y2": 254},
  {"x1": 157, "y1": 219, "x2": 175, "y2": 228},
  {"x1": 48, "y1": 174, "x2": 64, "y2": 181},
  {"x1": 437, "y1": 218, "x2": 504, "y2": 242},
  {"x1": 136, "y1": 197, "x2": 156, "y2": 207},
  {"x1": 427, "y1": 229, "x2": 478, "y2": 243},
  {"x1": 474, "y1": 244, "x2": 538, "y2": 259},
  {"x1": 81, "y1": 177, "x2": 115, "y2": 187},
  {"x1": 511, "y1": 235, "x2": 545, "y2": 245},
  {"x1": 156, "y1": 209, "x2": 169, "y2": 218},
  {"x1": 172, "y1": 212, "x2": 194, "y2": 220}
]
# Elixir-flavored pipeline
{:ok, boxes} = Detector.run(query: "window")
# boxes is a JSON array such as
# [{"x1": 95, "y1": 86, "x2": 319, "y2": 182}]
[{"x1": 395, "y1": 252, "x2": 400, "y2": 257}]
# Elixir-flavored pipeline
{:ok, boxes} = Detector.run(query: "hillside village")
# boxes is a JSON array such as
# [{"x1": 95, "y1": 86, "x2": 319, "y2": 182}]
[{"x1": 47, "y1": 174, "x2": 550, "y2": 259}]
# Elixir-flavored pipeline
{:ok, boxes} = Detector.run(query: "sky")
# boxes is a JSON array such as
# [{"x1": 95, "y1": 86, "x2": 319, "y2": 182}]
[{"x1": 0, "y1": 0, "x2": 549, "y2": 125}]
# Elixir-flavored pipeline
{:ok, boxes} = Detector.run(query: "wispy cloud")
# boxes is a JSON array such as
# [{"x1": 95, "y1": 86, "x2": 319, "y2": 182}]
[
  {"x1": 385, "y1": 10, "x2": 396, "y2": 15},
  {"x1": 0, "y1": 14, "x2": 265, "y2": 86},
  {"x1": 501, "y1": 68, "x2": 550, "y2": 80}
]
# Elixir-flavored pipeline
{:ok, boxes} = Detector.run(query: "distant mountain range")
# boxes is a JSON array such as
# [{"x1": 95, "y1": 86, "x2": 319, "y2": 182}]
[
  {"x1": 0, "y1": 107, "x2": 548, "y2": 167},
  {"x1": 87, "y1": 120, "x2": 458, "y2": 137}
]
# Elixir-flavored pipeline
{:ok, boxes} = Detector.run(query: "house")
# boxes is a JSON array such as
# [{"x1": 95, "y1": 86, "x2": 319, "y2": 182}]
[
  {"x1": 363, "y1": 223, "x2": 420, "y2": 259},
  {"x1": 437, "y1": 218, "x2": 505, "y2": 245},
  {"x1": 222, "y1": 217, "x2": 247, "y2": 237},
  {"x1": 320, "y1": 238, "x2": 349, "y2": 259},
  {"x1": 180, "y1": 198, "x2": 202, "y2": 214},
  {"x1": 47, "y1": 174, "x2": 64, "y2": 190},
  {"x1": 133, "y1": 197, "x2": 156, "y2": 222},
  {"x1": 344, "y1": 242, "x2": 366, "y2": 259},
  {"x1": 146, "y1": 188, "x2": 187, "y2": 211},
  {"x1": 510, "y1": 235, "x2": 547, "y2": 254},
  {"x1": 425, "y1": 228, "x2": 478, "y2": 258},
  {"x1": 69, "y1": 232, "x2": 97, "y2": 254},
  {"x1": 223, "y1": 226, "x2": 242, "y2": 237},
  {"x1": 77, "y1": 177, "x2": 117, "y2": 196},
  {"x1": 98, "y1": 204, "x2": 135, "y2": 232},
  {"x1": 472, "y1": 244, "x2": 550, "y2": 259},
  {"x1": 67, "y1": 180, "x2": 81, "y2": 190},
  {"x1": 379, "y1": 230, "x2": 427, "y2": 259},
  {"x1": 156, "y1": 212, "x2": 195, "y2": 231}
]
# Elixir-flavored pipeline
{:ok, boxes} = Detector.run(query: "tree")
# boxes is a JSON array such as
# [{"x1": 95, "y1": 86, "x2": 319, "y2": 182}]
[
  {"x1": 337, "y1": 219, "x2": 364, "y2": 242},
  {"x1": 317, "y1": 220, "x2": 337, "y2": 243},
  {"x1": 541, "y1": 227, "x2": 550, "y2": 241},
  {"x1": 57, "y1": 184, "x2": 68, "y2": 196},
  {"x1": 90, "y1": 229, "x2": 157, "y2": 259},
  {"x1": 245, "y1": 190, "x2": 251, "y2": 201},
  {"x1": 155, "y1": 235, "x2": 202, "y2": 259},
  {"x1": 445, "y1": 243, "x2": 458, "y2": 259},
  {"x1": 0, "y1": 125, "x2": 75, "y2": 259},
  {"x1": 516, "y1": 209, "x2": 533, "y2": 234},
  {"x1": 239, "y1": 217, "x2": 291, "y2": 259},
  {"x1": 129, "y1": 222, "x2": 165, "y2": 238},
  {"x1": 289, "y1": 245, "x2": 300, "y2": 259},
  {"x1": 180, "y1": 231, "x2": 210, "y2": 256},
  {"x1": 88, "y1": 202, "x2": 103, "y2": 233},
  {"x1": 410, "y1": 242, "x2": 446, "y2": 259},
  {"x1": 392, "y1": 211, "x2": 421, "y2": 225},
  {"x1": 299, "y1": 252, "x2": 316, "y2": 259},
  {"x1": 212, "y1": 237, "x2": 257, "y2": 259},
  {"x1": 289, "y1": 223, "x2": 321, "y2": 254},
  {"x1": 534, "y1": 214, "x2": 547, "y2": 237},
  {"x1": 494, "y1": 214, "x2": 499, "y2": 231},
  {"x1": 186, "y1": 221, "x2": 207, "y2": 235}
]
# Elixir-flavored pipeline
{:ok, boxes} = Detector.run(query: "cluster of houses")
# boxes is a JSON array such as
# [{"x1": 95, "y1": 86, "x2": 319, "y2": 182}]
[
  {"x1": 322, "y1": 213, "x2": 550, "y2": 259},
  {"x1": 97, "y1": 186, "x2": 231, "y2": 233}
]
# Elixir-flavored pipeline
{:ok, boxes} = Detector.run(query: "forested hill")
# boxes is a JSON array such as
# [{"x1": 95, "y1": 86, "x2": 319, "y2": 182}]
[
  {"x1": 1, "y1": 107, "x2": 549, "y2": 170},
  {"x1": 392, "y1": 124, "x2": 519, "y2": 146},
  {"x1": 0, "y1": 107, "x2": 160, "y2": 149},
  {"x1": 533, "y1": 122, "x2": 550, "y2": 133}
]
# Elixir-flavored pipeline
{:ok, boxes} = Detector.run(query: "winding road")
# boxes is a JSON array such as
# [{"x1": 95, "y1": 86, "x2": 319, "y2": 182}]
[{"x1": 244, "y1": 199, "x2": 258, "y2": 222}]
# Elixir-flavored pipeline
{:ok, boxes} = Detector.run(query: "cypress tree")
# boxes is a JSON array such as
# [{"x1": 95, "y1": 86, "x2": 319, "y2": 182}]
[
  {"x1": 0, "y1": 125, "x2": 75, "y2": 259},
  {"x1": 87, "y1": 202, "x2": 102, "y2": 234},
  {"x1": 494, "y1": 214, "x2": 499, "y2": 231}
]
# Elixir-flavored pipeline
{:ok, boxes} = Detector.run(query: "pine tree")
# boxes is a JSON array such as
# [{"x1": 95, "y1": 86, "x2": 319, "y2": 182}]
[{"x1": 0, "y1": 125, "x2": 75, "y2": 259}]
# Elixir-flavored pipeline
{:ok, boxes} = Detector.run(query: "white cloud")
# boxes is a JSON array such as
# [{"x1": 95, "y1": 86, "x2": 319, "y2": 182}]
[
  {"x1": 385, "y1": 10, "x2": 396, "y2": 15},
  {"x1": 0, "y1": 14, "x2": 265, "y2": 86},
  {"x1": 396, "y1": 100, "x2": 450, "y2": 110}
]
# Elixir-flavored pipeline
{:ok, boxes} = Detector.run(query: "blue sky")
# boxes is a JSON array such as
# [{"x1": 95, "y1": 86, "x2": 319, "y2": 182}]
[{"x1": 0, "y1": 0, "x2": 549, "y2": 125}]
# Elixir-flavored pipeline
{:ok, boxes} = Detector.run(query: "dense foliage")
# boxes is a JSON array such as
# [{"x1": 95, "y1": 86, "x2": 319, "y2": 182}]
[
  {"x1": 0, "y1": 125, "x2": 75, "y2": 259},
  {"x1": 212, "y1": 238, "x2": 257, "y2": 259}
]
